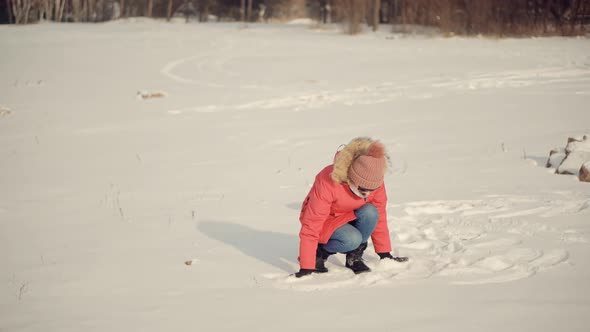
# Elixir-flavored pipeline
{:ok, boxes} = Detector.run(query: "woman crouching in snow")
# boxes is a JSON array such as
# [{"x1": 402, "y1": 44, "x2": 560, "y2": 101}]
[{"x1": 295, "y1": 137, "x2": 407, "y2": 278}]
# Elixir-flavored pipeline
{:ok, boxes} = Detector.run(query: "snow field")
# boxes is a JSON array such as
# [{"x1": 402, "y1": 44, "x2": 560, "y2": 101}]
[{"x1": 1, "y1": 21, "x2": 590, "y2": 332}]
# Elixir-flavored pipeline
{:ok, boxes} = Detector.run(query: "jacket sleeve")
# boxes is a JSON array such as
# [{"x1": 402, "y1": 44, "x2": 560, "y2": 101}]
[
  {"x1": 298, "y1": 176, "x2": 334, "y2": 270},
  {"x1": 370, "y1": 184, "x2": 392, "y2": 253}
]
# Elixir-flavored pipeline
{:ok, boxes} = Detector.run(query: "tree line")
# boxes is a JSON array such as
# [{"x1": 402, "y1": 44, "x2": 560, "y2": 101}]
[
  {"x1": 330, "y1": 0, "x2": 590, "y2": 35},
  {"x1": 2, "y1": 0, "x2": 589, "y2": 36},
  {"x1": 1, "y1": 0, "x2": 294, "y2": 24}
]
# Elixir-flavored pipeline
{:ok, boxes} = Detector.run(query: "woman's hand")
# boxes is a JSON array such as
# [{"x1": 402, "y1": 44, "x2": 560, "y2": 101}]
[{"x1": 378, "y1": 252, "x2": 409, "y2": 262}]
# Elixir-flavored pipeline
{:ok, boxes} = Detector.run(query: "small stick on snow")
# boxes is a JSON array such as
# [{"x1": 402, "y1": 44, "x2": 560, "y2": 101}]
[
  {"x1": 137, "y1": 90, "x2": 168, "y2": 100},
  {"x1": 18, "y1": 283, "x2": 27, "y2": 300},
  {"x1": 0, "y1": 106, "x2": 12, "y2": 117},
  {"x1": 185, "y1": 258, "x2": 199, "y2": 266},
  {"x1": 252, "y1": 276, "x2": 260, "y2": 287}
]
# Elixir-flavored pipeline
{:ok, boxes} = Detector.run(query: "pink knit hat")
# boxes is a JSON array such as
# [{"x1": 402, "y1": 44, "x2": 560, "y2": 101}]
[{"x1": 348, "y1": 142, "x2": 387, "y2": 190}]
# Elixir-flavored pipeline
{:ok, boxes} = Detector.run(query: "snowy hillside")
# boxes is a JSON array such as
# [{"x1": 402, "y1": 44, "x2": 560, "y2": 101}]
[{"x1": 1, "y1": 21, "x2": 589, "y2": 331}]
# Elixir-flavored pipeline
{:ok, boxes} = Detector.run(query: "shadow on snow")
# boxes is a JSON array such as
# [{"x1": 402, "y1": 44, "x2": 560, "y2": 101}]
[{"x1": 198, "y1": 220, "x2": 298, "y2": 273}]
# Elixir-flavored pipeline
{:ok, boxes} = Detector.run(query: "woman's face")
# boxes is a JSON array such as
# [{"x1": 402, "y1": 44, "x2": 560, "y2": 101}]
[{"x1": 348, "y1": 182, "x2": 379, "y2": 199}]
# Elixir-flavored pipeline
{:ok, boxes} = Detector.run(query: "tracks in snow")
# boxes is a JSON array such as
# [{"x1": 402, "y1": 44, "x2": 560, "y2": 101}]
[
  {"x1": 161, "y1": 63, "x2": 590, "y2": 115},
  {"x1": 262, "y1": 194, "x2": 588, "y2": 291}
]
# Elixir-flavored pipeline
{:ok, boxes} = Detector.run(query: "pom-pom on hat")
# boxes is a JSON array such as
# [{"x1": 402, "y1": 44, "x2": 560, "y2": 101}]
[{"x1": 348, "y1": 142, "x2": 387, "y2": 190}]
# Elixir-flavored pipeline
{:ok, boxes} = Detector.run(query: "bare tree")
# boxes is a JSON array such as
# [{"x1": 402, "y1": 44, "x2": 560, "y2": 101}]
[
  {"x1": 71, "y1": 0, "x2": 82, "y2": 21},
  {"x1": 146, "y1": 0, "x2": 152, "y2": 17},
  {"x1": 335, "y1": 0, "x2": 368, "y2": 34},
  {"x1": 6, "y1": 0, "x2": 14, "y2": 23},
  {"x1": 198, "y1": 0, "x2": 213, "y2": 21},
  {"x1": 52, "y1": 0, "x2": 65, "y2": 21},
  {"x1": 247, "y1": 0, "x2": 252, "y2": 21},
  {"x1": 579, "y1": 0, "x2": 589, "y2": 30},
  {"x1": 87, "y1": 0, "x2": 95, "y2": 21},
  {"x1": 240, "y1": 0, "x2": 245, "y2": 22},
  {"x1": 166, "y1": 0, "x2": 172, "y2": 20},
  {"x1": 10, "y1": 0, "x2": 34, "y2": 23},
  {"x1": 569, "y1": 0, "x2": 583, "y2": 33},
  {"x1": 119, "y1": 0, "x2": 125, "y2": 17},
  {"x1": 41, "y1": 0, "x2": 53, "y2": 20},
  {"x1": 369, "y1": 0, "x2": 380, "y2": 30}
]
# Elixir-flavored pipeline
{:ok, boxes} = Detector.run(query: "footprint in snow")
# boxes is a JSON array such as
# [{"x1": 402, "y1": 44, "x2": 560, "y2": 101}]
[{"x1": 262, "y1": 195, "x2": 583, "y2": 291}]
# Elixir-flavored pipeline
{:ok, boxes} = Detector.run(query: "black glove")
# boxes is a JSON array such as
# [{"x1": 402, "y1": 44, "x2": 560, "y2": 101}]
[
  {"x1": 378, "y1": 252, "x2": 409, "y2": 262},
  {"x1": 294, "y1": 269, "x2": 314, "y2": 278}
]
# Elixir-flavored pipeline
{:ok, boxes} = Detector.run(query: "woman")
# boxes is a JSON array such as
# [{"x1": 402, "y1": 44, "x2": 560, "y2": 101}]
[{"x1": 295, "y1": 137, "x2": 407, "y2": 278}]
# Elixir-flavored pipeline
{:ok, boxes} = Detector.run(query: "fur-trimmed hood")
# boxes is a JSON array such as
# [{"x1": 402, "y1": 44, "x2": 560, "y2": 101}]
[{"x1": 330, "y1": 137, "x2": 390, "y2": 184}]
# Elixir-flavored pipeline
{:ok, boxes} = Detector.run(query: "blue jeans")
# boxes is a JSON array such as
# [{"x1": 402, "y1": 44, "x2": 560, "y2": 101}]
[{"x1": 322, "y1": 204, "x2": 379, "y2": 253}]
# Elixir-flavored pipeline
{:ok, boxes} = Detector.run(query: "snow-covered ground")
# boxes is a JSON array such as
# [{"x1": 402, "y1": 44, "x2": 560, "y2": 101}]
[{"x1": 1, "y1": 21, "x2": 590, "y2": 331}]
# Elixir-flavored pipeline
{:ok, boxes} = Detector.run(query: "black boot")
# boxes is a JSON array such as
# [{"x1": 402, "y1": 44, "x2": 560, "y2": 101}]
[
  {"x1": 315, "y1": 245, "x2": 333, "y2": 273},
  {"x1": 345, "y1": 242, "x2": 371, "y2": 274}
]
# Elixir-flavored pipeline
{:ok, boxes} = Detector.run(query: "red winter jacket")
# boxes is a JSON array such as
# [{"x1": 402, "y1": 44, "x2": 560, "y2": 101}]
[{"x1": 298, "y1": 164, "x2": 392, "y2": 270}]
